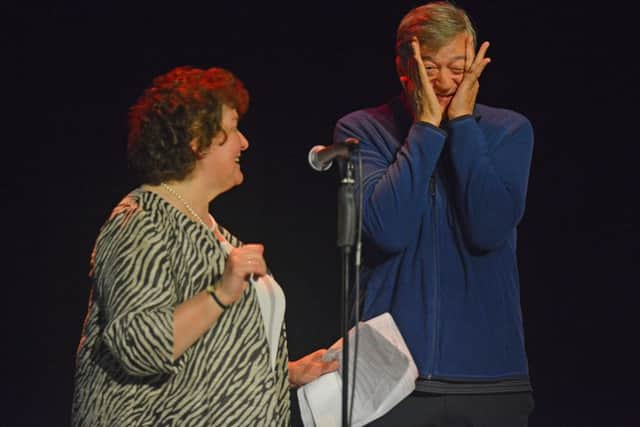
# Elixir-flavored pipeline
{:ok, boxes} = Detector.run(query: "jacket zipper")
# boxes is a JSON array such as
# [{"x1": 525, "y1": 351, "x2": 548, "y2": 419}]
[{"x1": 428, "y1": 175, "x2": 439, "y2": 379}]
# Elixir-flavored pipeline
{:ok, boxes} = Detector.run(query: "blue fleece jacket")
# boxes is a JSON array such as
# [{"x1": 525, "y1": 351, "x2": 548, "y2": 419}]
[{"x1": 334, "y1": 97, "x2": 534, "y2": 382}]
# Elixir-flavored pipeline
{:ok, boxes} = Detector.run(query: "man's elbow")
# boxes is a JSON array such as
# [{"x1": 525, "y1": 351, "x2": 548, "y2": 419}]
[
  {"x1": 464, "y1": 229, "x2": 507, "y2": 252},
  {"x1": 463, "y1": 214, "x2": 521, "y2": 252},
  {"x1": 364, "y1": 225, "x2": 414, "y2": 255}
]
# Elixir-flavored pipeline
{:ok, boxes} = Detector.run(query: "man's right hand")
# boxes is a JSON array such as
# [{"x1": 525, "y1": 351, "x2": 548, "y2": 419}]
[{"x1": 401, "y1": 37, "x2": 442, "y2": 127}]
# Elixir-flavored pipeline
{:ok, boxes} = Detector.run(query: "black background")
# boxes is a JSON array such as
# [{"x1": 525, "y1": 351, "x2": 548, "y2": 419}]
[{"x1": 4, "y1": 1, "x2": 637, "y2": 426}]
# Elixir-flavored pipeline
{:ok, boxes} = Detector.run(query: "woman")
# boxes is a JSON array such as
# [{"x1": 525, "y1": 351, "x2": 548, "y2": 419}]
[{"x1": 72, "y1": 66, "x2": 336, "y2": 426}]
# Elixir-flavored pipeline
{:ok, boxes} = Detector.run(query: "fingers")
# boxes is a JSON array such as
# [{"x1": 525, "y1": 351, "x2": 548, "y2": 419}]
[
  {"x1": 291, "y1": 349, "x2": 340, "y2": 385},
  {"x1": 311, "y1": 348, "x2": 331, "y2": 361},
  {"x1": 405, "y1": 37, "x2": 441, "y2": 125},
  {"x1": 410, "y1": 37, "x2": 422, "y2": 65},
  {"x1": 464, "y1": 33, "x2": 475, "y2": 72},
  {"x1": 228, "y1": 244, "x2": 267, "y2": 278},
  {"x1": 241, "y1": 243, "x2": 264, "y2": 254},
  {"x1": 243, "y1": 246, "x2": 267, "y2": 277},
  {"x1": 216, "y1": 243, "x2": 267, "y2": 304},
  {"x1": 405, "y1": 45, "x2": 420, "y2": 102},
  {"x1": 410, "y1": 37, "x2": 435, "y2": 98},
  {"x1": 323, "y1": 358, "x2": 340, "y2": 374},
  {"x1": 472, "y1": 41, "x2": 491, "y2": 68},
  {"x1": 312, "y1": 349, "x2": 340, "y2": 373},
  {"x1": 468, "y1": 41, "x2": 491, "y2": 79},
  {"x1": 314, "y1": 349, "x2": 339, "y2": 374}
]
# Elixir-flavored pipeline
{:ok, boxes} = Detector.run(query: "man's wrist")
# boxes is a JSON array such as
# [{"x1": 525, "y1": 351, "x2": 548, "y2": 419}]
[
  {"x1": 446, "y1": 113, "x2": 475, "y2": 125},
  {"x1": 447, "y1": 111, "x2": 473, "y2": 121}
]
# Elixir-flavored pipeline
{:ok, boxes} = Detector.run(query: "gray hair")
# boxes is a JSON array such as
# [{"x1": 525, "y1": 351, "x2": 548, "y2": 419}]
[{"x1": 396, "y1": 1, "x2": 476, "y2": 60}]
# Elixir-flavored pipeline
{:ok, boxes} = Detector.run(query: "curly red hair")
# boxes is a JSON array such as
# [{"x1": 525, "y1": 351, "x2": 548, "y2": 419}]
[{"x1": 127, "y1": 66, "x2": 249, "y2": 184}]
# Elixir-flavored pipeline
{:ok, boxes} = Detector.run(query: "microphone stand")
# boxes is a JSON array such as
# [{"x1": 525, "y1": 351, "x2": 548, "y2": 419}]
[{"x1": 336, "y1": 157, "x2": 356, "y2": 427}]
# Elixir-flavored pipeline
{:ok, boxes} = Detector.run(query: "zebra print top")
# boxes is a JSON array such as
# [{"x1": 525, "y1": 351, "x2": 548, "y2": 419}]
[{"x1": 72, "y1": 188, "x2": 290, "y2": 426}]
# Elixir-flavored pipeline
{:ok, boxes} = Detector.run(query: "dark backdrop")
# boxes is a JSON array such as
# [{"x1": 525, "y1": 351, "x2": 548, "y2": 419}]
[{"x1": 4, "y1": 1, "x2": 636, "y2": 426}]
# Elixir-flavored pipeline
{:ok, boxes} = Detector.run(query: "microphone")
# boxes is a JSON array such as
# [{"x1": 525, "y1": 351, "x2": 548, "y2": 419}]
[{"x1": 308, "y1": 138, "x2": 359, "y2": 172}]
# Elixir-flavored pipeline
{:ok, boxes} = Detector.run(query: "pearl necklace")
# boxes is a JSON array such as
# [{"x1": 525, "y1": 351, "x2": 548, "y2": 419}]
[{"x1": 160, "y1": 183, "x2": 210, "y2": 229}]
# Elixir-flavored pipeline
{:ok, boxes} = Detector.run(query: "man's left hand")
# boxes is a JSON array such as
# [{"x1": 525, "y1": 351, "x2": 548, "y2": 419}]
[{"x1": 447, "y1": 36, "x2": 491, "y2": 120}]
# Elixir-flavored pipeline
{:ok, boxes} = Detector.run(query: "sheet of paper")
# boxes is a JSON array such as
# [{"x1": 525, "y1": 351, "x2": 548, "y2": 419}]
[{"x1": 297, "y1": 313, "x2": 418, "y2": 427}]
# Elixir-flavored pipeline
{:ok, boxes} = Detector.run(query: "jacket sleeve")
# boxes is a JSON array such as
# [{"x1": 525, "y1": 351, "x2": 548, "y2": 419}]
[
  {"x1": 335, "y1": 113, "x2": 446, "y2": 253},
  {"x1": 94, "y1": 209, "x2": 187, "y2": 377},
  {"x1": 446, "y1": 114, "x2": 534, "y2": 251}
]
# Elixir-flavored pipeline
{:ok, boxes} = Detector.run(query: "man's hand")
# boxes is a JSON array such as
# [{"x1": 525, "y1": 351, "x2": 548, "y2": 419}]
[
  {"x1": 447, "y1": 36, "x2": 491, "y2": 120},
  {"x1": 288, "y1": 349, "x2": 340, "y2": 388},
  {"x1": 401, "y1": 37, "x2": 443, "y2": 127}
]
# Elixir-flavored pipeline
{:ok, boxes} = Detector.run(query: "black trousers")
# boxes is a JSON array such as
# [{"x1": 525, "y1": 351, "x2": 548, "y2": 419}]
[{"x1": 366, "y1": 392, "x2": 534, "y2": 427}]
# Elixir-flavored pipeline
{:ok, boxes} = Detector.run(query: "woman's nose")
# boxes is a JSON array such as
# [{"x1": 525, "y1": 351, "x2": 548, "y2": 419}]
[{"x1": 239, "y1": 131, "x2": 249, "y2": 150}]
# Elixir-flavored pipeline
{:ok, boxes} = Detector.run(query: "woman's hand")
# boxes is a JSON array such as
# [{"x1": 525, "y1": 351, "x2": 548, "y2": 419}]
[
  {"x1": 217, "y1": 244, "x2": 267, "y2": 305},
  {"x1": 288, "y1": 349, "x2": 340, "y2": 388}
]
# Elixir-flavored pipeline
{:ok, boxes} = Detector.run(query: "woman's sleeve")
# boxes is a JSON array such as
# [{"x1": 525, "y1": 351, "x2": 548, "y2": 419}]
[{"x1": 94, "y1": 208, "x2": 187, "y2": 377}]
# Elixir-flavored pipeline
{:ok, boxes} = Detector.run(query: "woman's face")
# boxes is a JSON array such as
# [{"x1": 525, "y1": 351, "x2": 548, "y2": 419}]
[{"x1": 199, "y1": 104, "x2": 249, "y2": 195}]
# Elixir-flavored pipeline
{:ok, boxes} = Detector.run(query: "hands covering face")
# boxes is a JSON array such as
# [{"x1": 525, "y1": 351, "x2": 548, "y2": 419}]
[{"x1": 401, "y1": 34, "x2": 491, "y2": 126}]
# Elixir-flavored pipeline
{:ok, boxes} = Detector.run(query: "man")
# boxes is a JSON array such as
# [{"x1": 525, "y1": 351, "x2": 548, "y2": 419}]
[{"x1": 333, "y1": 2, "x2": 534, "y2": 425}]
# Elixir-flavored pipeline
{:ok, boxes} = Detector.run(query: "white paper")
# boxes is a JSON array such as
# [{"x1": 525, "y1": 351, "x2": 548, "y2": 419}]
[{"x1": 297, "y1": 313, "x2": 418, "y2": 427}]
